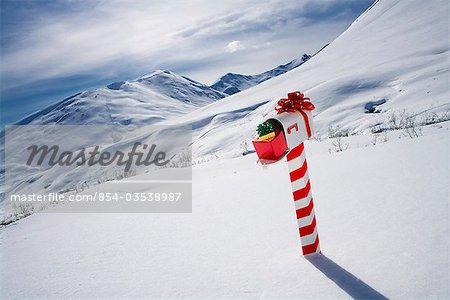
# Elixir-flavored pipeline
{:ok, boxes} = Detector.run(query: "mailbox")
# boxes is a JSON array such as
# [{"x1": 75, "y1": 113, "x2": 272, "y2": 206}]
[
  {"x1": 252, "y1": 91, "x2": 321, "y2": 256},
  {"x1": 252, "y1": 120, "x2": 288, "y2": 161},
  {"x1": 252, "y1": 91, "x2": 314, "y2": 162}
]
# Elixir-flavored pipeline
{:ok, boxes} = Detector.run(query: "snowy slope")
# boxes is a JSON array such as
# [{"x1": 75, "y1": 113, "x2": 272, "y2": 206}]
[
  {"x1": 1, "y1": 122, "x2": 448, "y2": 298},
  {"x1": 15, "y1": 70, "x2": 227, "y2": 126},
  {"x1": 2, "y1": 0, "x2": 449, "y2": 205},
  {"x1": 0, "y1": 71, "x2": 225, "y2": 200},
  {"x1": 211, "y1": 54, "x2": 311, "y2": 95},
  {"x1": 1, "y1": 0, "x2": 449, "y2": 298},
  {"x1": 137, "y1": 70, "x2": 226, "y2": 105},
  {"x1": 168, "y1": 0, "x2": 449, "y2": 158}
]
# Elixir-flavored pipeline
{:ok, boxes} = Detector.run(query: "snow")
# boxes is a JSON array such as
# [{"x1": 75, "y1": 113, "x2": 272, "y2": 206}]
[
  {"x1": 210, "y1": 54, "x2": 310, "y2": 95},
  {"x1": 1, "y1": 123, "x2": 448, "y2": 298},
  {"x1": 4, "y1": 0, "x2": 449, "y2": 201},
  {"x1": 168, "y1": 0, "x2": 449, "y2": 158},
  {"x1": 137, "y1": 70, "x2": 226, "y2": 105},
  {"x1": 13, "y1": 70, "x2": 227, "y2": 126},
  {"x1": 1, "y1": 0, "x2": 449, "y2": 298}
]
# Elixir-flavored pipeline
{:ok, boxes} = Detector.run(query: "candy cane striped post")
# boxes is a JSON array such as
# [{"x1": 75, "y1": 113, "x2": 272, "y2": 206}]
[{"x1": 287, "y1": 142, "x2": 321, "y2": 256}]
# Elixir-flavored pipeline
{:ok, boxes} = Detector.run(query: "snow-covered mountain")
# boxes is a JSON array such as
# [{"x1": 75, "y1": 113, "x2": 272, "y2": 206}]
[
  {"x1": 15, "y1": 56, "x2": 315, "y2": 126},
  {"x1": 3, "y1": 0, "x2": 449, "y2": 201},
  {"x1": 1, "y1": 0, "x2": 449, "y2": 298},
  {"x1": 1, "y1": 70, "x2": 227, "y2": 200},
  {"x1": 173, "y1": 0, "x2": 449, "y2": 158},
  {"x1": 135, "y1": 70, "x2": 226, "y2": 104},
  {"x1": 16, "y1": 70, "x2": 227, "y2": 126},
  {"x1": 210, "y1": 54, "x2": 312, "y2": 95}
]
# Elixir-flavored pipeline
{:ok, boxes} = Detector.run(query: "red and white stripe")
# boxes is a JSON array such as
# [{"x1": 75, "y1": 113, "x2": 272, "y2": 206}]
[{"x1": 286, "y1": 142, "x2": 320, "y2": 256}]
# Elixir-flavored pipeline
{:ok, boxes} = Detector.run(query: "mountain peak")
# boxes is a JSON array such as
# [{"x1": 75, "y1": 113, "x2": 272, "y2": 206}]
[
  {"x1": 138, "y1": 69, "x2": 176, "y2": 80},
  {"x1": 16, "y1": 69, "x2": 227, "y2": 127},
  {"x1": 210, "y1": 53, "x2": 312, "y2": 95}
]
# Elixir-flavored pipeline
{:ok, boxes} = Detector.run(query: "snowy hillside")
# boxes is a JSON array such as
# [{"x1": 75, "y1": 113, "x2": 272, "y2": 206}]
[
  {"x1": 1, "y1": 0, "x2": 449, "y2": 298},
  {"x1": 136, "y1": 70, "x2": 225, "y2": 105},
  {"x1": 1, "y1": 121, "x2": 448, "y2": 299},
  {"x1": 15, "y1": 70, "x2": 227, "y2": 126},
  {"x1": 2, "y1": 0, "x2": 449, "y2": 205},
  {"x1": 211, "y1": 54, "x2": 311, "y2": 95},
  {"x1": 0, "y1": 70, "x2": 226, "y2": 203},
  {"x1": 171, "y1": 0, "x2": 449, "y2": 158}
]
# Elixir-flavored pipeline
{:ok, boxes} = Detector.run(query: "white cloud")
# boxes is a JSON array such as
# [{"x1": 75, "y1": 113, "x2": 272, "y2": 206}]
[
  {"x1": 225, "y1": 41, "x2": 246, "y2": 53},
  {"x1": 0, "y1": 0, "x2": 372, "y2": 88}
]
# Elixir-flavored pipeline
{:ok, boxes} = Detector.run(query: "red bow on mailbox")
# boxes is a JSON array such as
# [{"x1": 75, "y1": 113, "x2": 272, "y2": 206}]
[
  {"x1": 275, "y1": 92, "x2": 315, "y2": 114},
  {"x1": 275, "y1": 91, "x2": 315, "y2": 137}
]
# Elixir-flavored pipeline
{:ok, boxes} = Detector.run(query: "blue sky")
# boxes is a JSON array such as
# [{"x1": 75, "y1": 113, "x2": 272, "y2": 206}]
[{"x1": 0, "y1": 0, "x2": 373, "y2": 126}]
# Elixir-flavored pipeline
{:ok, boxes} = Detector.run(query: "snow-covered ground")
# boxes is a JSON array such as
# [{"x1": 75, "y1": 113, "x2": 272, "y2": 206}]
[
  {"x1": 1, "y1": 122, "x2": 448, "y2": 298},
  {"x1": 1, "y1": 0, "x2": 449, "y2": 298}
]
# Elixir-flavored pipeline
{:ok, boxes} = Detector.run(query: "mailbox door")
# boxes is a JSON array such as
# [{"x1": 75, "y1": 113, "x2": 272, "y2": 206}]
[{"x1": 267, "y1": 110, "x2": 313, "y2": 150}]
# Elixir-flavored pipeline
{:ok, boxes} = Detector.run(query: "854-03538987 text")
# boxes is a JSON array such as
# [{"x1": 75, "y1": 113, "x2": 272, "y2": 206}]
[{"x1": 9, "y1": 192, "x2": 183, "y2": 203}]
